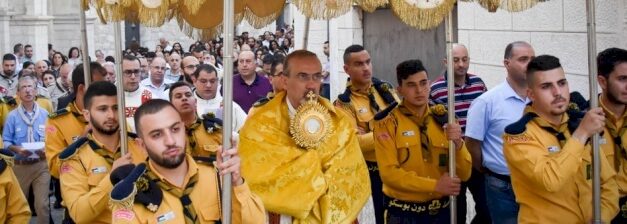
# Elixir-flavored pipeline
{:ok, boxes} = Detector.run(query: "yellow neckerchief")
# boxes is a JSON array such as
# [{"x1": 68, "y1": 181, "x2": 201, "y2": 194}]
[{"x1": 398, "y1": 101, "x2": 433, "y2": 163}]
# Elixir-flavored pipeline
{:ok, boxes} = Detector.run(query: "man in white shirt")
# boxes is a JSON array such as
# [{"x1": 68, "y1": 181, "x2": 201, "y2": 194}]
[
  {"x1": 193, "y1": 64, "x2": 247, "y2": 132},
  {"x1": 164, "y1": 52, "x2": 182, "y2": 84},
  {"x1": 122, "y1": 55, "x2": 153, "y2": 132},
  {"x1": 139, "y1": 57, "x2": 169, "y2": 100}
]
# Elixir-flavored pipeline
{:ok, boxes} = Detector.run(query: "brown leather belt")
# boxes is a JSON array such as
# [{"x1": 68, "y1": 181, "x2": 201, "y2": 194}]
[{"x1": 14, "y1": 158, "x2": 45, "y2": 165}]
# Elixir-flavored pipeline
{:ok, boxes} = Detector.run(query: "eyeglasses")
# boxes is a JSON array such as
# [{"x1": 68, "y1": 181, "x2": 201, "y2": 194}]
[
  {"x1": 123, "y1": 69, "x2": 140, "y2": 77},
  {"x1": 152, "y1": 66, "x2": 167, "y2": 71},
  {"x1": 184, "y1": 64, "x2": 199, "y2": 69},
  {"x1": 295, "y1": 73, "x2": 324, "y2": 82}
]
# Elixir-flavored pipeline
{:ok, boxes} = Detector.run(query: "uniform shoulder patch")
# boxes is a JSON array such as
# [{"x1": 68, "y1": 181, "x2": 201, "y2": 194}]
[
  {"x1": 504, "y1": 112, "x2": 538, "y2": 135},
  {"x1": 374, "y1": 101, "x2": 398, "y2": 121},
  {"x1": 49, "y1": 107, "x2": 70, "y2": 118},
  {"x1": 253, "y1": 97, "x2": 270, "y2": 108},
  {"x1": 59, "y1": 137, "x2": 89, "y2": 161}
]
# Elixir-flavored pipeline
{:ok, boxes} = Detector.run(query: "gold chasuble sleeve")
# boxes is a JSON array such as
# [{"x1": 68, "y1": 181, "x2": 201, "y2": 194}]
[{"x1": 240, "y1": 91, "x2": 371, "y2": 224}]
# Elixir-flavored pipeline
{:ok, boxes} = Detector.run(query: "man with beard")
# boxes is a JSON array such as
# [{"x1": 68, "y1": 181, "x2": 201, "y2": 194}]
[
  {"x1": 334, "y1": 44, "x2": 399, "y2": 223},
  {"x1": 123, "y1": 55, "x2": 154, "y2": 132},
  {"x1": 0, "y1": 54, "x2": 18, "y2": 97},
  {"x1": 194, "y1": 64, "x2": 247, "y2": 132},
  {"x1": 594, "y1": 48, "x2": 627, "y2": 223},
  {"x1": 140, "y1": 57, "x2": 169, "y2": 100},
  {"x1": 169, "y1": 81, "x2": 222, "y2": 158},
  {"x1": 23, "y1": 44, "x2": 33, "y2": 63},
  {"x1": 3, "y1": 76, "x2": 50, "y2": 224},
  {"x1": 58, "y1": 81, "x2": 146, "y2": 223},
  {"x1": 373, "y1": 59, "x2": 471, "y2": 223},
  {"x1": 239, "y1": 50, "x2": 370, "y2": 223},
  {"x1": 503, "y1": 55, "x2": 617, "y2": 223},
  {"x1": 110, "y1": 99, "x2": 265, "y2": 223},
  {"x1": 180, "y1": 55, "x2": 199, "y2": 84},
  {"x1": 45, "y1": 62, "x2": 107, "y2": 198}
]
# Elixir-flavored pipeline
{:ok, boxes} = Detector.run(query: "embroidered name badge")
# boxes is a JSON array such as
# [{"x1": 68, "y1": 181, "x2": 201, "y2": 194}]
[
  {"x1": 91, "y1": 166, "x2": 107, "y2": 174},
  {"x1": 402, "y1": 131, "x2": 415, "y2": 136},
  {"x1": 599, "y1": 137, "x2": 607, "y2": 145},
  {"x1": 157, "y1": 211, "x2": 175, "y2": 223},
  {"x1": 547, "y1": 146, "x2": 560, "y2": 154},
  {"x1": 113, "y1": 209, "x2": 135, "y2": 221}
]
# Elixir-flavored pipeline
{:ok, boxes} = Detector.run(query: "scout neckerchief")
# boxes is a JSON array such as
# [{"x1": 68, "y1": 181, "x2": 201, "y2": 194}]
[
  {"x1": 601, "y1": 99, "x2": 627, "y2": 171},
  {"x1": 398, "y1": 103, "x2": 433, "y2": 163},
  {"x1": 17, "y1": 103, "x2": 41, "y2": 143},
  {"x1": 87, "y1": 134, "x2": 121, "y2": 165},
  {"x1": 530, "y1": 112, "x2": 570, "y2": 148},
  {"x1": 186, "y1": 118, "x2": 202, "y2": 156},
  {"x1": 145, "y1": 162, "x2": 199, "y2": 224},
  {"x1": 69, "y1": 101, "x2": 88, "y2": 124}
]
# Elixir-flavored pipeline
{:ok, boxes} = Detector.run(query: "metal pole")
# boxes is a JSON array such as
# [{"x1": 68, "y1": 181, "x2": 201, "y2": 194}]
[
  {"x1": 302, "y1": 17, "x2": 310, "y2": 50},
  {"x1": 444, "y1": 9, "x2": 457, "y2": 224},
  {"x1": 114, "y1": 21, "x2": 128, "y2": 155},
  {"x1": 79, "y1": 0, "x2": 91, "y2": 86},
  {"x1": 585, "y1": 0, "x2": 601, "y2": 223},
  {"x1": 221, "y1": 0, "x2": 234, "y2": 223}
]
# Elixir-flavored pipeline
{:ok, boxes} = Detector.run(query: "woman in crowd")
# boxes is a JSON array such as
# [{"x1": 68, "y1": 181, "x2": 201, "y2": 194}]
[
  {"x1": 67, "y1": 47, "x2": 81, "y2": 68},
  {"x1": 51, "y1": 52, "x2": 67, "y2": 77}
]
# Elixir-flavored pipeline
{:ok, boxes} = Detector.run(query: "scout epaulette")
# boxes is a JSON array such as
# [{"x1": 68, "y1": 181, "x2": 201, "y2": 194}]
[
  {"x1": 504, "y1": 112, "x2": 538, "y2": 135},
  {"x1": 430, "y1": 104, "x2": 449, "y2": 126},
  {"x1": 193, "y1": 156, "x2": 217, "y2": 165},
  {"x1": 566, "y1": 102, "x2": 586, "y2": 134},
  {"x1": 110, "y1": 163, "x2": 163, "y2": 213},
  {"x1": 110, "y1": 164, "x2": 137, "y2": 186},
  {"x1": 202, "y1": 113, "x2": 223, "y2": 133},
  {"x1": 337, "y1": 87, "x2": 352, "y2": 104},
  {"x1": 2, "y1": 96, "x2": 16, "y2": 107},
  {"x1": 253, "y1": 97, "x2": 270, "y2": 108},
  {"x1": 59, "y1": 137, "x2": 89, "y2": 160},
  {"x1": 374, "y1": 101, "x2": 398, "y2": 121},
  {"x1": 127, "y1": 132, "x2": 138, "y2": 139},
  {"x1": 49, "y1": 107, "x2": 69, "y2": 118},
  {"x1": 372, "y1": 77, "x2": 398, "y2": 105},
  {"x1": 0, "y1": 149, "x2": 15, "y2": 174}
]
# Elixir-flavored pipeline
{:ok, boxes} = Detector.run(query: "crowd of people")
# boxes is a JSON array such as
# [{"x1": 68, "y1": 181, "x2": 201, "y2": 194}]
[{"x1": 0, "y1": 27, "x2": 626, "y2": 224}]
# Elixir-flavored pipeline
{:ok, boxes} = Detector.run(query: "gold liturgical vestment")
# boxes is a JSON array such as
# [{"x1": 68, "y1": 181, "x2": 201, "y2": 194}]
[{"x1": 239, "y1": 91, "x2": 371, "y2": 224}]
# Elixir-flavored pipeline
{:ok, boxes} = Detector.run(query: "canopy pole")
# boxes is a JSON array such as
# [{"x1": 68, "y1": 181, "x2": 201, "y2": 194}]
[
  {"x1": 113, "y1": 21, "x2": 128, "y2": 155},
  {"x1": 444, "y1": 7, "x2": 457, "y2": 224},
  {"x1": 302, "y1": 17, "x2": 310, "y2": 50},
  {"x1": 585, "y1": 0, "x2": 601, "y2": 223},
  {"x1": 221, "y1": 0, "x2": 235, "y2": 222},
  {"x1": 79, "y1": 1, "x2": 91, "y2": 86}
]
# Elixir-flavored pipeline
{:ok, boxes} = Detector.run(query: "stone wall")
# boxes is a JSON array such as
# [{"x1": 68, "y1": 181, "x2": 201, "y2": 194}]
[{"x1": 458, "y1": 0, "x2": 627, "y2": 97}]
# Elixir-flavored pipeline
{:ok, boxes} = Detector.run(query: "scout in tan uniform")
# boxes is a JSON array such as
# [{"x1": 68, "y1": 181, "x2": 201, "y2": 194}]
[
  {"x1": 373, "y1": 59, "x2": 471, "y2": 223},
  {"x1": 58, "y1": 81, "x2": 147, "y2": 223},
  {"x1": 46, "y1": 63, "x2": 107, "y2": 179},
  {"x1": 169, "y1": 81, "x2": 222, "y2": 159},
  {"x1": 503, "y1": 55, "x2": 618, "y2": 223},
  {"x1": 110, "y1": 99, "x2": 265, "y2": 224},
  {"x1": 0, "y1": 149, "x2": 30, "y2": 223},
  {"x1": 334, "y1": 45, "x2": 399, "y2": 222},
  {"x1": 595, "y1": 48, "x2": 627, "y2": 223}
]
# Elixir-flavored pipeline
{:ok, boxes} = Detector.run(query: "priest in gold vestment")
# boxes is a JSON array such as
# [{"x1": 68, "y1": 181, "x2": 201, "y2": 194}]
[{"x1": 239, "y1": 50, "x2": 371, "y2": 224}]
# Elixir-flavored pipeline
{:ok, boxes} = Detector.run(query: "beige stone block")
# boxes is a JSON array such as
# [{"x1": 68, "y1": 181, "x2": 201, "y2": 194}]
[{"x1": 512, "y1": 0, "x2": 563, "y2": 31}]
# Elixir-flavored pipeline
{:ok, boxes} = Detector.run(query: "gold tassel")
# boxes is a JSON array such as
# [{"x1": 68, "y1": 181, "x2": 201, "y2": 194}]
[
  {"x1": 244, "y1": 7, "x2": 281, "y2": 29},
  {"x1": 389, "y1": 0, "x2": 456, "y2": 30},
  {"x1": 500, "y1": 0, "x2": 540, "y2": 12},
  {"x1": 180, "y1": 0, "x2": 208, "y2": 15},
  {"x1": 136, "y1": 0, "x2": 171, "y2": 27},
  {"x1": 355, "y1": 0, "x2": 388, "y2": 13},
  {"x1": 292, "y1": 0, "x2": 353, "y2": 20},
  {"x1": 175, "y1": 12, "x2": 244, "y2": 42},
  {"x1": 479, "y1": 0, "x2": 501, "y2": 12}
]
